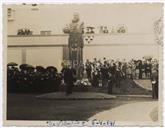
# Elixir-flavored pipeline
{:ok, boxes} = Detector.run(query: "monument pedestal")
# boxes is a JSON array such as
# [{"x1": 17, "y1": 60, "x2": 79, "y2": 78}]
[{"x1": 69, "y1": 33, "x2": 83, "y2": 79}]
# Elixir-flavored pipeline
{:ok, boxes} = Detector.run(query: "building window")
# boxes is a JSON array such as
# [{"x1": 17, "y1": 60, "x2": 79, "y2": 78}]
[
  {"x1": 7, "y1": 8, "x2": 14, "y2": 21},
  {"x1": 40, "y1": 31, "x2": 52, "y2": 35}
]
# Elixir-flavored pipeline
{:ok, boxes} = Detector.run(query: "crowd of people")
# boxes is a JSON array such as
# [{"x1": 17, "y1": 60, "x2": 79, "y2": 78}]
[
  {"x1": 7, "y1": 64, "x2": 62, "y2": 93},
  {"x1": 7, "y1": 57, "x2": 159, "y2": 96},
  {"x1": 60, "y1": 57, "x2": 159, "y2": 95},
  {"x1": 83, "y1": 57, "x2": 158, "y2": 80},
  {"x1": 81, "y1": 57, "x2": 159, "y2": 95}
]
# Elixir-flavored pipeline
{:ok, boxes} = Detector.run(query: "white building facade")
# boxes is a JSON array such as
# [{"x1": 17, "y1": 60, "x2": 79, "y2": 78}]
[{"x1": 6, "y1": 4, "x2": 162, "y2": 71}]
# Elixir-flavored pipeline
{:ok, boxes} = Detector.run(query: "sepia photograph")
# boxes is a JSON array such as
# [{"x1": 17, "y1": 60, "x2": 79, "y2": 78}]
[{"x1": 3, "y1": 2, "x2": 164, "y2": 127}]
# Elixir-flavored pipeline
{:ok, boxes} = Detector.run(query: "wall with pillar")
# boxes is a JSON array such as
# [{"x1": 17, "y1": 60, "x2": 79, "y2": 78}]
[
  {"x1": 7, "y1": 34, "x2": 159, "y2": 71},
  {"x1": 7, "y1": 48, "x2": 22, "y2": 65},
  {"x1": 26, "y1": 47, "x2": 63, "y2": 70},
  {"x1": 7, "y1": 47, "x2": 63, "y2": 71}
]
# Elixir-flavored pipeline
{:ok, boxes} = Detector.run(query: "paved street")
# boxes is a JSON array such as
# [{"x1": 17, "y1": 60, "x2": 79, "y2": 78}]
[{"x1": 89, "y1": 101, "x2": 158, "y2": 126}]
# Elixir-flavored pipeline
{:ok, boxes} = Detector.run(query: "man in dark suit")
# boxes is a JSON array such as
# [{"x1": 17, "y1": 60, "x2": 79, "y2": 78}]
[
  {"x1": 86, "y1": 63, "x2": 92, "y2": 80},
  {"x1": 151, "y1": 63, "x2": 158, "y2": 99},
  {"x1": 101, "y1": 64, "x2": 109, "y2": 88},
  {"x1": 107, "y1": 64, "x2": 116, "y2": 94},
  {"x1": 63, "y1": 65, "x2": 76, "y2": 95}
]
